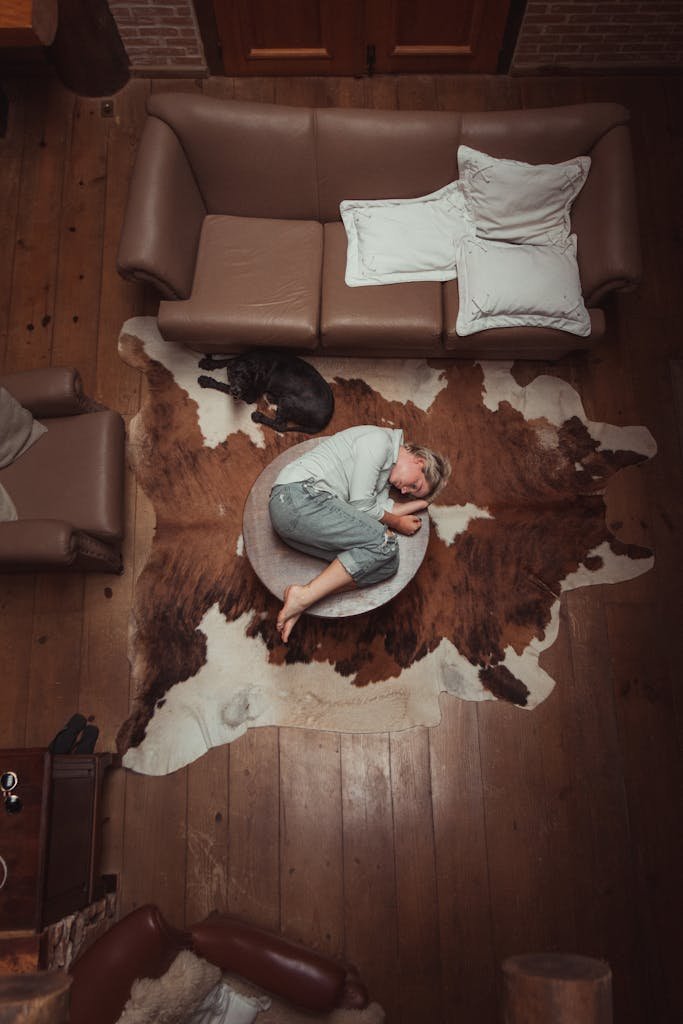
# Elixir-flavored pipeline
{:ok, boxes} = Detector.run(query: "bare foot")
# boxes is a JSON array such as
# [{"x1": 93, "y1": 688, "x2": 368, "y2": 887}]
[{"x1": 277, "y1": 584, "x2": 309, "y2": 643}]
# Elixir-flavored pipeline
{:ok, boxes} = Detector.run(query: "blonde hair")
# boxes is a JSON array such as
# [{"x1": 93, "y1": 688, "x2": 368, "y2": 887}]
[{"x1": 404, "y1": 443, "x2": 452, "y2": 501}]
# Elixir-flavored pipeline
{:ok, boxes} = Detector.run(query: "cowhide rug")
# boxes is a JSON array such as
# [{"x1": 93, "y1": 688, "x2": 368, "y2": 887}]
[{"x1": 117, "y1": 317, "x2": 656, "y2": 776}]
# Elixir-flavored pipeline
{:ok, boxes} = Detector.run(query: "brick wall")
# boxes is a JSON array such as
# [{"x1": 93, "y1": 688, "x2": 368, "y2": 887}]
[
  {"x1": 511, "y1": 0, "x2": 683, "y2": 71},
  {"x1": 107, "y1": 1, "x2": 683, "y2": 75},
  {"x1": 108, "y1": 0, "x2": 207, "y2": 73}
]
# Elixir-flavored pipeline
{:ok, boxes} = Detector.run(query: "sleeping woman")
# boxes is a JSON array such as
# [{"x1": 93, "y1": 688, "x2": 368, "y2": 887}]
[{"x1": 268, "y1": 424, "x2": 451, "y2": 642}]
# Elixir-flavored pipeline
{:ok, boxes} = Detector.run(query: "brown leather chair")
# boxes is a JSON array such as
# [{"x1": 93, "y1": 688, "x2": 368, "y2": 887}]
[
  {"x1": 0, "y1": 367, "x2": 125, "y2": 573},
  {"x1": 68, "y1": 905, "x2": 369, "y2": 1024}
]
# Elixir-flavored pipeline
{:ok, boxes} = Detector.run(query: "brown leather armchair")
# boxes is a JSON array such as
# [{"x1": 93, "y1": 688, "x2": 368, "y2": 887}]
[
  {"x1": 68, "y1": 905, "x2": 369, "y2": 1024},
  {"x1": 0, "y1": 368, "x2": 125, "y2": 573}
]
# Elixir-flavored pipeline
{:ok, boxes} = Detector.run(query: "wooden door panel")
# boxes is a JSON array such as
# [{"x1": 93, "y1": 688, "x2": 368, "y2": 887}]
[
  {"x1": 368, "y1": 0, "x2": 512, "y2": 73},
  {"x1": 215, "y1": 0, "x2": 364, "y2": 76},
  {"x1": 213, "y1": 0, "x2": 511, "y2": 76}
]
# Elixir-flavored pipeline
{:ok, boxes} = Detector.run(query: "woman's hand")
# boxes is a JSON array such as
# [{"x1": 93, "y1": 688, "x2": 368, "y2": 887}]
[
  {"x1": 381, "y1": 506, "x2": 427, "y2": 536},
  {"x1": 392, "y1": 514, "x2": 423, "y2": 536}
]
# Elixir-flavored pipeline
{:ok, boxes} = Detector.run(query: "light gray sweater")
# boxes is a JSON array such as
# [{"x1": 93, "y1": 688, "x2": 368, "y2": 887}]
[{"x1": 274, "y1": 425, "x2": 402, "y2": 520}]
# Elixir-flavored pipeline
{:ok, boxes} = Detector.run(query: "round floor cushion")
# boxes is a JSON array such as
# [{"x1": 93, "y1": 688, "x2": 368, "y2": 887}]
[{"x1": 242, "y1": 438, "x2": 429, "y2": 619}]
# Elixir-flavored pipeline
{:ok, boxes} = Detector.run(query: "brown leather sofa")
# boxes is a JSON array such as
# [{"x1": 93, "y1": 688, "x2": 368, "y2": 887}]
[
  {"x1": 118, "y1": 93, "x2": 641, "y2": 361},
  {"x1": 0, "y1": 368, "x2": 125, "y2": 573},
  {"x1": 68, "y1": 904, "x2": 368, "y2": 1024}
]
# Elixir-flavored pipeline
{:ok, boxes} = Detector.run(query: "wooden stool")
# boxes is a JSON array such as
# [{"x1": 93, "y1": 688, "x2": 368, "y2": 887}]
[
  {"x1": 502, "y1": 953, "x2": 613, "y2": 1024},
  {"x1": 242, "y1": 438, "x2": 429, "y2": 618},
  {"x1": 0, "y1": 972, "x2": 71, "y2": 1024}
]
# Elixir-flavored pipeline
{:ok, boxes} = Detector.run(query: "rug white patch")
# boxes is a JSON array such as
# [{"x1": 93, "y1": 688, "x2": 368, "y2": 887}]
[
  {"x1": 431, "y1": 503, "x2": 494, "y2": 544},
  {"x1": 480, "y1": 360, "x2": 658, "y2": 458}
]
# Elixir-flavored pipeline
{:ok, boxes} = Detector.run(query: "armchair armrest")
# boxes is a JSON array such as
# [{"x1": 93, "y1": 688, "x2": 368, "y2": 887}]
[
  {"x1": 573, "y1": 123, "x2": 642, "y2": 306},
  {"x1": 0, "y1": 520, "x2": 78, "y2": 567},
  {"x1": 117, "y1": 116, "x2": 207, "y2": 300},
  {"x1": 0, "y1": 367, "x2": 90, "y2": 417},
  {"x1": 191, "y1": 913, "x2": 368, "y2": 1012},
  {"x1": 69, "y1": 905, "x2": 191, "y2": 1024}
]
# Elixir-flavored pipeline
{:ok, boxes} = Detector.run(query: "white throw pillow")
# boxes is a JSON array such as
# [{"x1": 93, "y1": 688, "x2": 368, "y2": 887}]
[
  {"x1": 0, "y1": 386, "x2": 47, "y2": 469},
  {"x1": 0, "y1": 385, "x2": 48, "y2": 523},
  {"x1": 340, "y1": 180, "x2": 474, "y2": 286},
  {"x1": 187, "y1": 979, "x2": 270, "y2": 1024},
  {"x1": 457, "y1": 144, "x2": 590, "y2": 246},
  {"x1": 455, "y1": 235, "x2": 591, "y2": 337}
]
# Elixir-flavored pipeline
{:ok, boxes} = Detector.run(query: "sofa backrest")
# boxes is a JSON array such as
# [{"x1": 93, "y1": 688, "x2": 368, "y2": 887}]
[
  {"x1": 146, "y1": 93, "x2": 631, "y2": 228},
  {"x1": 315, "y1": 107, "x2": 462, "y2": 221},
  {"x1": 148, "y1": 93, "x2": 320, "y2": 220}
]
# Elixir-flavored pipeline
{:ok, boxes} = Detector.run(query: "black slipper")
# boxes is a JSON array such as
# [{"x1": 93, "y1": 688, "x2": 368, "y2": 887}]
[
  {"x1": 72, "y1": 724, "x2": 99, "y2": 754},
  {"x1": 48, "y1": 714, "x2": 87, "y2": 754}
]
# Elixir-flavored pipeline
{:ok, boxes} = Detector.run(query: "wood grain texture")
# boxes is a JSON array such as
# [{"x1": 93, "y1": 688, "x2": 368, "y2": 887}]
[
  {"x1": 186, "y1": 744, "x2": 230, "y2": 923},
  {"x1": 340, "y1": 733, "x2": 398, "y2": 1018},
  {"x1": 4, "y1": 79, "x2": 73, "y2": 374},
  {"x1": 0, "y1": 81, "x2": 25, "y2": 371},
  {"x1": 226, "y1": 728, "x2": 280, "y2": 931},
  {"x1": 279, "y1": 729, "x2": 344, "y2": 956},
  {"x1": 50, "y1": 96, "x2": 107, "y2": 389},
  {"x1": 390, "y1": 727, "x2": 442, "y2": 1020},
  {"x1": 430, "y1": 697, "x2": 496, "y2": 1022}
]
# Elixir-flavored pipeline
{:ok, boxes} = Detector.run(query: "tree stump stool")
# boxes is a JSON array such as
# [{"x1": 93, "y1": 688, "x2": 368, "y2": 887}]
[
  {"x1": 0, "y1": 972, "x2": 71, "y2": 1024},
  {"x1": 242, "y1": 438, "x2": 429, "y2": 619},
  {"x1": 502, "y1": 953, "x2": 613, "y2": 1024}
]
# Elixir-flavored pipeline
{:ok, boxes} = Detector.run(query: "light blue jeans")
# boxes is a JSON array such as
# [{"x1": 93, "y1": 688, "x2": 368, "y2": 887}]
[{"x1": 269, "y1": 480, "x2": 399, "y2": 587}]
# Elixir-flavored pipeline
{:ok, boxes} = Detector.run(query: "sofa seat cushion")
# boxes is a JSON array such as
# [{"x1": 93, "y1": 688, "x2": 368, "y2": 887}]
[
  {"x1": 321, "y1": 222, "x2": 444, "y2": 353},
  {"x1": 158, "y1": 215, "x2": 323, "y2": 351},
  {"x1": 443, "y1": 279, "x2": 605, "y2": 357},
  {"x1": 0, "y1": 411, "x2": 125, "y2": 542}
]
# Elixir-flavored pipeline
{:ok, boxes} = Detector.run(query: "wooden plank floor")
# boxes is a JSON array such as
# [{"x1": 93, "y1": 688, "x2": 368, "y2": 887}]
[{"x1": 1, "y1": 71, "x2": 682, "y2": 1023}]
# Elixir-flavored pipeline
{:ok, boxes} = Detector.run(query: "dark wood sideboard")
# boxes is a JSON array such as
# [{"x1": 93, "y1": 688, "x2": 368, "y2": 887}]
[{"x1": 0, "y1": 748, "x2": 113, "y2": 972}]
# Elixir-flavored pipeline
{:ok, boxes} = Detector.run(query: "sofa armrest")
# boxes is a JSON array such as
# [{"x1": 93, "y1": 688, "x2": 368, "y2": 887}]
[
  {"x1": 191, "y1": 913, "x2": 368, "y2": 1013},
  {"x1": 117, "y1": 116, "x2": 207, "y2": 300},
  {"x1": 573, "y1": 123, "x2": 642, "y2": 305},
  {"x1": 0, "y1": 520, "x2": 77, "y2": 567},
  {"x1": 0, "y1": 367, "x2": 90, "y2": 417},
  {"x1": 0, "y1": 523, "x2": 123, "y2": 573},
  {"x1": 69, "y1": 905, "x2": 192, "y2": 1024}
]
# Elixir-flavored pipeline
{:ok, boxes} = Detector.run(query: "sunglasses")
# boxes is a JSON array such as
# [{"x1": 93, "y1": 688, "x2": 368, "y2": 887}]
[{"x1": 1, "y1": 770, "x2": 23, "y2": 814}]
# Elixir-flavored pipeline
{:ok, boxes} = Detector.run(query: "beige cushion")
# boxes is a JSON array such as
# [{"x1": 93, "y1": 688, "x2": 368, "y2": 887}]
[
  {"x1": 321, "y1": 223, "x2": 444, "y2": 353},
  {"x1": 158, "y1": 215, "x2": 323, "y2": 351}
]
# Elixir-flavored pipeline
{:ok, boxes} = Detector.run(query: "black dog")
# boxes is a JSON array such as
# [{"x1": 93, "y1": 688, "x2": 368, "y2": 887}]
[{"x1": 197, "y1": 351, "x2": 334, "y2": 434}]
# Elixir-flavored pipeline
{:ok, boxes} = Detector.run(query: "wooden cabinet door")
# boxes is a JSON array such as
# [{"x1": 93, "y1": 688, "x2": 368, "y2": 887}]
[
  {"x1": 214, "y1": 0, "x2": 365, "y2": 76},
  {"x1": 367, "y1": 0, "x2": 512, "y2": 74},
  {"x1": 213, "y1": 0, "x2": 512, "y2": 76}
]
